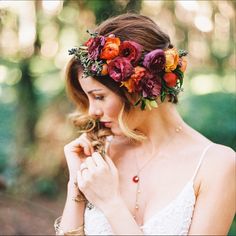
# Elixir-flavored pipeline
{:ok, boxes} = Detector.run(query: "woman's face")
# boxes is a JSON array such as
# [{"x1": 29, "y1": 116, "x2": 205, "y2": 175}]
[{"x1": 79, "y1": 76, "x2": 124, "y2": 136}]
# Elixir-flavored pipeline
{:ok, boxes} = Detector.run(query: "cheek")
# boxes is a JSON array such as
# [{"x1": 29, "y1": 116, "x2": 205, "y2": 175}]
[{"x1": 105, "y1": 100, "x2": 123, "y2": 119}]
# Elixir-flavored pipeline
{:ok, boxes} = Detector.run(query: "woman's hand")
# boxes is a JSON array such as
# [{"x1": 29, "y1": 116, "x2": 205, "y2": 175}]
[
  {"x1": 64, "y1": 133, "x2": 94, "y2": 182},
  {"x1": 76, "y1": 152, "x2": 121, "y2": 211}
]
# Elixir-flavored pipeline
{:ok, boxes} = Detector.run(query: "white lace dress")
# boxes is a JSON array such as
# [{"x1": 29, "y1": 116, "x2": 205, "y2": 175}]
[{"x1": 84, "y1": 143, "x2": 213, "y2": 235}]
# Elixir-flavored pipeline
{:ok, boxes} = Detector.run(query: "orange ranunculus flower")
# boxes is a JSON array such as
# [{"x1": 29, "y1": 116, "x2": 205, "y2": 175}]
[
  {"x1": 122, "y1": 66, "x2": 146, "y2": 93},
  {"x1": 179, "y1": 56, "x2": 187, "y2": 73},
  {"x1": 101, "y1": 64, "x2": 108, "y2": 76},
  {"x1": 100, "y1": 38, "x2": 121, "y2": 60},
  {"x1": 163, "y1": 72, "x2": 178, "y2": 87},
  {"x1": 165, "y1": 48, "x2": 179, "y2": 72}
]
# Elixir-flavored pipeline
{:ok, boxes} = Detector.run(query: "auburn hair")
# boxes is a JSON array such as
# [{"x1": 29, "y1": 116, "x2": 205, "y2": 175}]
[{"x1": 66, "y1": 13, "x2": 175, "y2": 143}]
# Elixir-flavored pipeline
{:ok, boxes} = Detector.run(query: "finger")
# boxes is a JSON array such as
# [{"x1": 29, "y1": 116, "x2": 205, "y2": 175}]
[
  {"x1": 70, "y1": 139, "x2": 92, "y2": 156},
  {"x1": 80, "y1": 136, "x2": 94, "y2": 153},
  {"x1": 92, "y1": 152, "x2": 106, "y2": 166},
  {"x1": 76, "y1": 138, "x2": 94, "y2": 154},
  {"x1": 79, "y1": 162, "x2": 90, "y2": 180},
  {"x1": 85, "y1": 156, "x2": 97, "y2": 170}
]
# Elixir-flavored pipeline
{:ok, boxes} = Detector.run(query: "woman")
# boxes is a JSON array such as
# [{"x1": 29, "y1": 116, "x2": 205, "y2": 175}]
[{"x1": 55, "y1": 14, "x2": 235, "y2": 235}]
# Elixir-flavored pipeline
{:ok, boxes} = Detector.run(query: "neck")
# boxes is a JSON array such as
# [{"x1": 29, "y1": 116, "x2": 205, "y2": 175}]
[{"x1": 131, "y1": 102, "x2": 187, "y2": 155}]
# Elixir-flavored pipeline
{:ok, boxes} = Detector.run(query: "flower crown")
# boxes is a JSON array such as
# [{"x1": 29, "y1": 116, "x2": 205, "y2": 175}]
[{"x1": 69, "y1": 31, "x2": 188, "y2": 110}]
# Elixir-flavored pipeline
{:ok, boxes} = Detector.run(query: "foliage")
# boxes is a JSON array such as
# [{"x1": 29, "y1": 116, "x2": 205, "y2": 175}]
[
  {"x1": 178, "y1": 92, "x2": 236, "y2": 150},
  {"x1": 84, "y1": 0, "x2": 142, "y2": 24}
]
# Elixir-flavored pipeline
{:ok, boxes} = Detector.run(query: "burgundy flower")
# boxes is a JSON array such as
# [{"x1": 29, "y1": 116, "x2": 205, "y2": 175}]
[
  {"x1": 143, "y1": 49, "x2": 166, "y2": 74},
  {"x1": 119, "y1": 41, "x2": 143, "y2": 65},
  {"x1": 138, "y1": 71, "x2": 162, "y2": 98},
  {"x1": 88, "y1": 36, "x2": 105, "y2": 60},
  {"x1": 108, "y1": 57, "x2": 134, "y2": 82}
]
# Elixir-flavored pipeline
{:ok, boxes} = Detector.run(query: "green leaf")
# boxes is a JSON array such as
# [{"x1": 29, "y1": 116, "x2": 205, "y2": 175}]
[
  {"x1": 141, "y1": 99, "x2": 146, "y2": 110},
  {"x1": 174, "y1": 68, "x2": 184, "y2": 80},
  {"x1": 134, "y1": 99, "x2": 141, "y2": 106},
  {"x1": 145, "y1": 100, "x2": 152, "y2": 110},
  {"x1": 178, "y1": 49, "x2": 188, "y2": 57},
  {"x1": 161, "y1": 92, "x2": 166, "y2": 102},
  {"x1": 149, "y1": 100, "x2": 158, "y2": 108}
]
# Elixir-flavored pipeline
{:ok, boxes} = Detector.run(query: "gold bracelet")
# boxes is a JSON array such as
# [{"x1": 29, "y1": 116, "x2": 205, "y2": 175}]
[
  {"x1": 54, "y1": 216, "x2": 84, "y2": 235},
  {"x1": 64, "y1": 225, "x2": 84, "y2": 236}
]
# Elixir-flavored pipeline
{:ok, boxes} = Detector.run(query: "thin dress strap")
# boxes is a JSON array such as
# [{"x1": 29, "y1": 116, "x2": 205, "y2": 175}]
[{"x1": 191, "y1": 143, "x2": 214, "y2": 182}]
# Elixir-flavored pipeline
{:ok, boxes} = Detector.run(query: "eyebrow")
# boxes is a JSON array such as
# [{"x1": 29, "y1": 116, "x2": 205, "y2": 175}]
[{"x1": 87, "y1": 89, "x2": 102, "y2": 94}]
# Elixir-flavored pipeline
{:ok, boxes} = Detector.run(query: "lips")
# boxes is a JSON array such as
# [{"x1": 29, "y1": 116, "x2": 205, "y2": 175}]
[{"x1": 100, "y1": 121, "x2": 112, "y2": 128}]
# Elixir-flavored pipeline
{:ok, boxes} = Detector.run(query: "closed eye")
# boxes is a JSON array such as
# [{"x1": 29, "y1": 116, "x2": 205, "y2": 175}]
[{"x1": 94, "y1": 95, "x2": 104, "y2": 101}]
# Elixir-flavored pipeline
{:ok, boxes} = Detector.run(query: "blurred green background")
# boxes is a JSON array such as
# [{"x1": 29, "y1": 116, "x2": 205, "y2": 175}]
[{"x1": 0, "y1": 0, "x2": 235, "y2": 234}]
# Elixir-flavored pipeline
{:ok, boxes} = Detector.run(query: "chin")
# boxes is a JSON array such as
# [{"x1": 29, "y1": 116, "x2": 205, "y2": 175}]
[{"x1": 111, "y1": 126, "x2": 123, "y2": 136}]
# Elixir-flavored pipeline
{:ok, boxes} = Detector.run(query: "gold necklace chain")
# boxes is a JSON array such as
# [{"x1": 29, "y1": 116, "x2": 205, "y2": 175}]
[{"x1": 132, "y1": 125, "x2": 183, "y2": 223}]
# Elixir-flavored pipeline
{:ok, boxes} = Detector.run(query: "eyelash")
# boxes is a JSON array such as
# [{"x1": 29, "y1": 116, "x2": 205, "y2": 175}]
[{"x1": 94, "y1": 95, "x2": 104, "y2": 101}]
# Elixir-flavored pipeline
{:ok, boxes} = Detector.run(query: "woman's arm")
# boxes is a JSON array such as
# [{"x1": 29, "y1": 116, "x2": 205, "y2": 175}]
[
  {"x1": 60, "y1": 181, "x2": 86, "y2": 232},
  {"x1": 188, "y1": 145, "x2": 236, "y2": 235},
  {"x1": 58, "y1": 134, "x2": 94, "y2": 233}
]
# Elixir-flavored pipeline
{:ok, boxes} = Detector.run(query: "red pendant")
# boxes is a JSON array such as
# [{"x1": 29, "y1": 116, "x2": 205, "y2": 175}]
[{"x1": 132, "y1": 175, "x2": 139, "y2": 183}]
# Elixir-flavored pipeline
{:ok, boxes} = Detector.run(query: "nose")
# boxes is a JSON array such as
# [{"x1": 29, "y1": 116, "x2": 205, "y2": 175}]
[{"x1": 88, "y1": 104, "x2": 103, "y2": 119}]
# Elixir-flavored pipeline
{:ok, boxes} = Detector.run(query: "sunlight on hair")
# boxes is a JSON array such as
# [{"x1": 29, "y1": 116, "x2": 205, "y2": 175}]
[{"x1": 118, "y1": 104, "x2": 146, "y2": 142}]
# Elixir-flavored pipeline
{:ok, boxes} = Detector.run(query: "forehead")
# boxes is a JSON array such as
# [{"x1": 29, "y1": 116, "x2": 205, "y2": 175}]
[{"x1": 79, "y1": 75, "x2": 107, "y2": 92}]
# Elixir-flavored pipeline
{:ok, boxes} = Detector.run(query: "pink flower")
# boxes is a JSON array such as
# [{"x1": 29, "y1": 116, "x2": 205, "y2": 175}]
[
  {"x1": 143, "y1": 49, "x2": 166, "y2": 74},
  {"x1": 119, "y1": 41, "x2": 143, "y2": 65},
  {"x1": 108, "y1": 57, "x2": 134, "y2": 82}
]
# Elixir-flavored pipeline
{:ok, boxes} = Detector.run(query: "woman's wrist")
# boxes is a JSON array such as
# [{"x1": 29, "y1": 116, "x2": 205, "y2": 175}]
[
  {"x1": 66, "y1": 180, "x2": 86, "y2": 203},
  {"x1": 101, "y1": 195, "x2": 125, "y2": 217}
]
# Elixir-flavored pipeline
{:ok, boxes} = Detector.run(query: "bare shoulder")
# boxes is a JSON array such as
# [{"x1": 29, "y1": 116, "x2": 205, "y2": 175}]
[
  {"x1": 206, "y1": 143, "x2": 235, "y2": 169},
  {"x1": 200, "y1": 143, "x2": 235, "y2": 188}
]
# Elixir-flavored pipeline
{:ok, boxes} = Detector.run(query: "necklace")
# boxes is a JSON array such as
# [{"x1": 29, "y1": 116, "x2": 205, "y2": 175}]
[{"x1": 132, "y1": 125, "x2": 183, "y2": 222}]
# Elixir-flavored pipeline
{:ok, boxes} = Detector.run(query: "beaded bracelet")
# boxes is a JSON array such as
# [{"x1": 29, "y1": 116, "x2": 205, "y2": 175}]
[{"x1": 54, "y1": 216, "x2": 84, "y2": 236}]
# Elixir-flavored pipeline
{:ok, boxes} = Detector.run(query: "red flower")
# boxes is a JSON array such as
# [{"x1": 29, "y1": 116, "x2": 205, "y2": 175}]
[
  {"x1": 163, "y1": 72, "x2": 178, "y2": 87},
  {"x1": 108, "y1": 57, "x2": 134, "y2": 82},
  {"x1": 119, "y1": 41, "x2": 143, "y2": 65}
]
